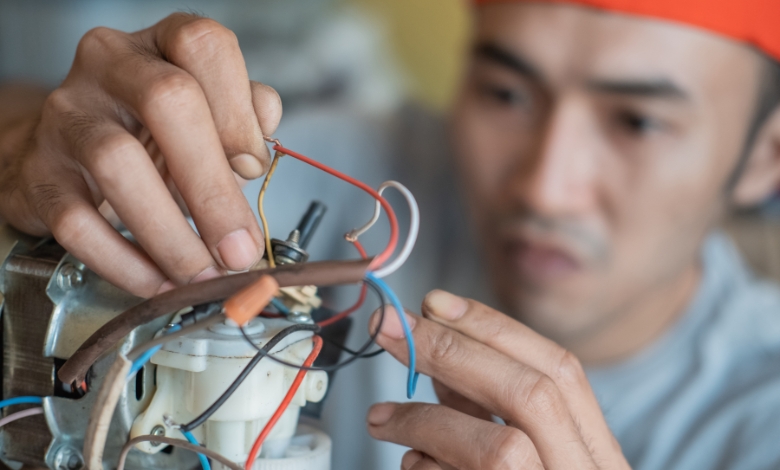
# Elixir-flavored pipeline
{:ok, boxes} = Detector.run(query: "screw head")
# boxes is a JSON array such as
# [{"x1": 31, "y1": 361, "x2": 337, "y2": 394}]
[
  {"x1": 53, "y1": 446, "x2": 84, "y2": 470},
  {"x1": 287, "y1": 311, "x2": 314, "y2": 324},
  {"x1": 57, "y1": 263, "x2": 84, "y2": 290},
  {"x1": 150, "y1": 424, "x2": 166, "y2": 446}
]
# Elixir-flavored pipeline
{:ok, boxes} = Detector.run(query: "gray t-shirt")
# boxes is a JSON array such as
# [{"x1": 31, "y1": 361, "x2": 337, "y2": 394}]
[{"x1": 587, "y1": 232, "x2": 780, "y2": 470}]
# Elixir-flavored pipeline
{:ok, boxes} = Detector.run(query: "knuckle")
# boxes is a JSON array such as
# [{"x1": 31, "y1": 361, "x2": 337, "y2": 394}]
[
  {"x1": 88, "y1": 133, "x2": 140, "y2": 181},
  {"x1": 522, "y1": 374, "x2": 568, "y2": 424},
  {"x1": 43, "y1": 89, "x2": 75, "y2": 117},
  {"x1": 169, "y1": 18, "x2": 236, "y2": 62},
  {"x1": 487, "y1": 428, "x2": 539, "y2": 470},
  {"x1": 427, "y1": 329, "x2": 462, "y2": 364},
  {"x1": 47, "y1": 200, "x2": 91, "y2": 245},
  {"x1": 142, "y1": 72, "x2": 201, "y2": 115},
  {"x1": 75, "y1": 27, "x2": 117, "y2": 62},
  {"x1": 554, "y1": 350, "x2": 588, "y2": 391}
]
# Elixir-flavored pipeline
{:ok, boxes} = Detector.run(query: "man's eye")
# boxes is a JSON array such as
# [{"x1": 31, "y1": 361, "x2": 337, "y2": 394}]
[
  {"x1": 478, "y1": 84, "x2": 529, "y2": 107},
  {"x1": 615, "y1": 110, "x2": 662, "y2": 134}
]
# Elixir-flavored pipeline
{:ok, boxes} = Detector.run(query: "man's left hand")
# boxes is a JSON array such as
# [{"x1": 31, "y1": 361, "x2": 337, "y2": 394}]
[{"x1": 367, "y1": 289, "x2": 631, "y2": 470}]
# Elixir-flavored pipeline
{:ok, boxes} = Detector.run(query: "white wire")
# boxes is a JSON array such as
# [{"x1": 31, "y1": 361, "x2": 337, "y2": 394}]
[
  {"x1": 0, "y1": 407, "x2": 43, "y2": 429},
  {"x1": 347, "y1": 181, "x2": 419, "y2": 278}
]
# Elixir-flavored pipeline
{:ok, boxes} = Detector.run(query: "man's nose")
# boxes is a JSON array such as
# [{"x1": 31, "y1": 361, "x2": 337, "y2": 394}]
[{"x1": 511, "y1": 99, "x2": 598, "y2": 217}]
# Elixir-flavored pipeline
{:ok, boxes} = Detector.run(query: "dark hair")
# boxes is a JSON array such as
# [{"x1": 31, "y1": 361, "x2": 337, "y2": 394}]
[{"x1": 727, "y1": 55, "x2": 780, "y2": 190}]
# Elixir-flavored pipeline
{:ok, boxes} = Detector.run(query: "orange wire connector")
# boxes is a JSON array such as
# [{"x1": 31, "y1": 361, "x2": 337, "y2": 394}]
[{"x1": 224, "y1": 275, "x2": 280, "y2": 326}]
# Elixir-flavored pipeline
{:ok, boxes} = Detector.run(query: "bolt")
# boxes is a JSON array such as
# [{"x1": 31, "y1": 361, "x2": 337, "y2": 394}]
[
  {"x1": 53, "y1": 445, "x2": 84, "y2": 470},
  {"x1": 150, "y1": 424, "x2": 166, "y2": 446},
  {"x1": 57, "y1": 263, "x2": 84, "y2": 290},
  {"x1": 287, "y1": 311, "x2": 314, "y2": 324},
  {"x1": 287, "y1": 229, "x2": 301, "y2": 244}
]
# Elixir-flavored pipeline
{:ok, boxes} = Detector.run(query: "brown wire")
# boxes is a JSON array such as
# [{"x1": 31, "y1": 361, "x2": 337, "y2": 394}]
[
  {"x1": 116, "y1": 435, "x2": 242, "y2": 470},
  {"x1": 58, "y1": 258, "x2": 371, "y2": 387}
]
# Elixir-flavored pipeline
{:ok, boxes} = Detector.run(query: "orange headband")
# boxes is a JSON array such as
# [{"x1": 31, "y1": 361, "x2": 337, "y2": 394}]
[{"x1": 474, "y1": 0, "x2": 780, "y2": 63}]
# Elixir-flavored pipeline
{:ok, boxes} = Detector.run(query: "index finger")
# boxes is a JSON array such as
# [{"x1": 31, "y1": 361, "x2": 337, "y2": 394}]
[
  {"x1": 147, "y1": 13, "x2": 277, "y2": 178},
  {"x1": 100, "y1": 32, "x2": 263, "y2": 271},
  {"x1": 421, "y1": 290, "x2": 620, "y2": 465},
  {"x1": 371, "y1": 309, "x2": 597, "y2": 469}
]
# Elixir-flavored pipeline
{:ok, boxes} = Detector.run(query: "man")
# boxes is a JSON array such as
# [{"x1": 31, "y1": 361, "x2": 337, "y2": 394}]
[
  {"x1": 1, "y1": 1, "x2": 780, "y2": 470},
  {"x1": 364, "y1": 1, "x2": 780, "y2": 469}
]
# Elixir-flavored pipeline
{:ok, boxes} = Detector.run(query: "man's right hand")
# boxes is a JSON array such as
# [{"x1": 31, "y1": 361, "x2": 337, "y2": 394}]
[{"x1": 0, "y1": 13, "x2": 282, "y2": 298}]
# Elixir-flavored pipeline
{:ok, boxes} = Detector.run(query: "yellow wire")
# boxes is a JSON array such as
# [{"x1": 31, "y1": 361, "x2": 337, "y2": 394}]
[{"x1": 258, "y1": 151, "x2": 283, "y2": 268}]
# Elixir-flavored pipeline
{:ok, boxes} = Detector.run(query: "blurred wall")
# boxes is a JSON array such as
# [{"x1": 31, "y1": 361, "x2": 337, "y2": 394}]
[{"x1": 349, "y1": 0, "x2": 471, "y2": 111}]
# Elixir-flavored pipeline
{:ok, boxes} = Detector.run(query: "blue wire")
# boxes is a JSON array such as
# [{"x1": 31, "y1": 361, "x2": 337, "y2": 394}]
[
  {"x1": 128, "y1": 324, "x2": 182, "y2": 378},
  {"x1": 0, "y1": 396, "x2": 43, "y2": 409},
  {"x1": 365, "y1": 272, "x2": 419, "y2": 398},
  {"x1": 270, "y1": 297, "x2": 290, "y2": 315},
  {"x1": 181, "y1": 429, "x2": 211, "y2": 470}
]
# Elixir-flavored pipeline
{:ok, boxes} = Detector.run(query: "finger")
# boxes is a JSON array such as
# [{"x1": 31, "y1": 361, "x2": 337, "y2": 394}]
[
  {"x1": 422, "y1": 290, "x2": 617, "y2": 459},
  {"x1": 402, "y1": 451, "x2": 443, "y2": 470},
  {"x1": 250, "y1": 81, "x2": 282, "y2": 136},
  {"x1": 91, "y1": 28, "x2": 263, "y2": 271},
  {"x1": 369, "y1": 402, "x2": 542, "y2": 470},
  {"x1": 24, "y1": 161, "x2": 170, "y2": 298},
  {"x1": 370, "y1": 310, "x2": 596, "y2": 469},
  {"x1": 147, "y1": 13, "x2": 274, "y2": 179},
  {"x1": 432, "y1": 379, "x2": 492, "y2": 422},
  {"x1": 64, "y1": 113, "x2": 223, "y2": 285}
]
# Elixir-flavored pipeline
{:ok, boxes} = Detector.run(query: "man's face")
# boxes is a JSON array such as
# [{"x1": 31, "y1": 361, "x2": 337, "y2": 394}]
[{"x1": 452, "y1": 3, "x2": 764, "y2": 343}]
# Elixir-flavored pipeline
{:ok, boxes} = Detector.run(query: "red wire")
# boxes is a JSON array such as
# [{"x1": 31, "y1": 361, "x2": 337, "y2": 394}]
[
  {"x1": 317, "y1": 240, "x2": 368, "y2": 327},
  {"x1": 245, "y1": 335, "x2": 324, "y2": 469},
  {"x1": 274, "y1": 145, "x2": 398, "y2": 270}
]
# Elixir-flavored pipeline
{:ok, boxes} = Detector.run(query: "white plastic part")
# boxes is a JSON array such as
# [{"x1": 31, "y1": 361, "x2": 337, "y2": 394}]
[
  {"x1": 253, "y1": 425, "x2": 330, "y2": 470},
  {"x1": 131, "y1": 317, "x2": 330, "y2": 470}
]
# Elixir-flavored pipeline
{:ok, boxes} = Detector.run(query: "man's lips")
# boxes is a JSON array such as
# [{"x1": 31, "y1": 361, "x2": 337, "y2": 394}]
[{"x1": 504, "y1": 240, "x2": 581, "y2": 282}]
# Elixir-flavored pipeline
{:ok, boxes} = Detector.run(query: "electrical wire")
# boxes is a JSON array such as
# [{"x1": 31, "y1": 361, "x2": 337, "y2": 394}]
[
  {"x1": 126, "y1": 314, "x2": 224, "y2": 361},
  {"x1": 258, "y1": 150, "x2": 283, "y2": 268},
  {"x1": 84, "y1": 316, "x2": 225, "y2": 470},
  {"x1": 179, "y1": 323, "x2": 319, "y2": 432},
  {"x1": 365, "y1": 272, "x2": 419, "y2": 399},
  {"x1": 346, "y1": 181, "x2": 419, "y2": 277},
  {"x1": 128, "y1": 324, "x2": 182, "y2": 378},
  {"x1": 0, "y1": 407, "x2": 43, "y2": 429},
  {"x1": 321, "y1": 335, "x2": 384, "y2": 358},
  {"x1": 117, "y1": 435, "x2": 242, "y2": 470},
  {"x1": 245, "y1": 336, "x2": 323, "y2": 469},
  {"x1": 0, "y1": 396, "x2": 43, "y2": 409},
  {"x1": 240, "y1": 278, "x2": 386, "y2": 372},
  {"x1": 367, "y1": 182, "x2": 419, "y2": 278},
  {"x1": 272, "y1": 144, "x2": 398, "y2": 270},
  {"x1": 181, "y1": 429, "x2": 211, "y2": 470},
  {"x1": 269, "y1": 297, "x2": 290, "y2": 315},
  {"x1": 317, "y1": 240, "x2": 368, "y2": 327}
]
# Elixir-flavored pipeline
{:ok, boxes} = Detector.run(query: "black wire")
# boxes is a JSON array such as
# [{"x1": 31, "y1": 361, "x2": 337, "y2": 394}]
[
  {"x1": 321, "y1": 335, "x2": 385, "y2": 358},
  {"x1": 179, "y1": 323, "x2": 319, "y2": 432},
  {"x1": 239, "y1": 278, "x2": 386, "y2": 373}
]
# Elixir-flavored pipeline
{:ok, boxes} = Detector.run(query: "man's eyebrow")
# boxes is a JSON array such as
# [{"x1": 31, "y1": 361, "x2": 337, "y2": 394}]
[
  {"x1": 587, "y1": 79, "x2": 689, "y2": 100},
  {"x1": 474, "y1": 42, "x2": 542, "y2": 80}
]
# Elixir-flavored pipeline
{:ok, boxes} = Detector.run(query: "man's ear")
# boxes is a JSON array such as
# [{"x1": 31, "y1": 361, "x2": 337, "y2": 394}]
[{"x1": 732, "y1": 105, "x2": 780, "y2": 206}]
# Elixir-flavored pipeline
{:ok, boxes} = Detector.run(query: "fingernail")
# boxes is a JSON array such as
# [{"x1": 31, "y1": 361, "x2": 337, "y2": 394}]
[
  {"x1": 425, "y1": 290, "x2": 467, "y2": 320},
  {"x1": 217, "y1": 229, "x2": 259, "y2": 270},
  {"x1": 156, "y1": 280, "x2": 176, "y2": 295},
  {"x1": 229, "y1": 153, "x2": 262, "y2": 179},
  {"x1": 190, "y1": 266, "x2": 222, "y2": 284},
  {"x1": 371, "y1": 307, "x2": 416, "y2": 340},
  {"x1": 367, "y1": 402, "x2": 397, "y2": 426}
]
